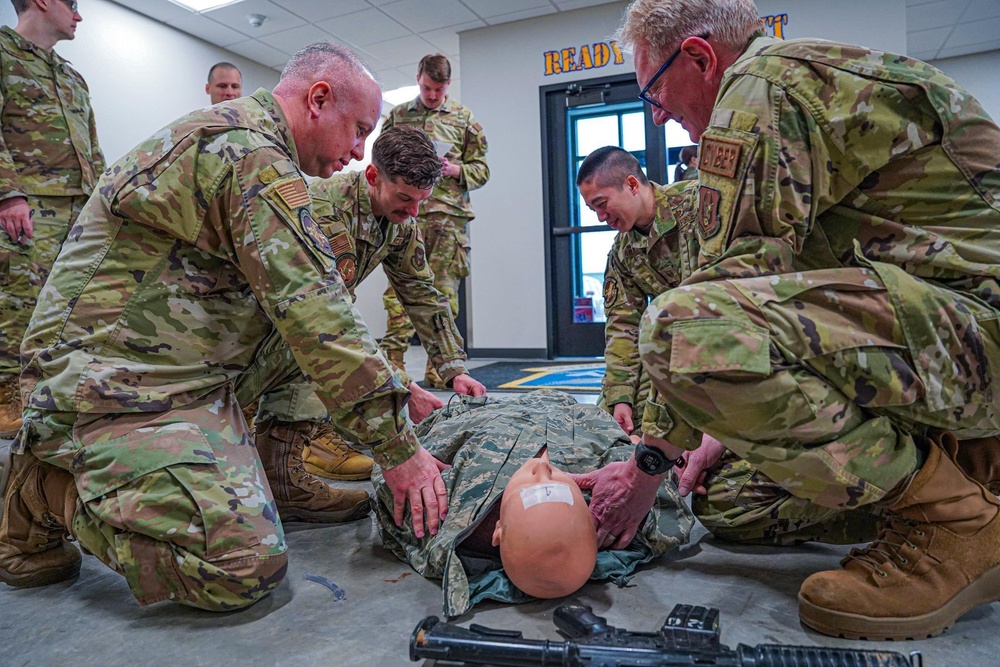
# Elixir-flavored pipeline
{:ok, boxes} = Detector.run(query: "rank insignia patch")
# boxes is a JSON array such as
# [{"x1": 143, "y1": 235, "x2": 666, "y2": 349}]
[
  {"x1": 299, "y1": 208, "x2": 335, "y2": 257},
  {"x1": 698, "y1": 186, "x2": 722, "y2": 239},
  {"x1": 336, "y1": 253, "x2": 358, "y2": 288},
  {"x1": 699, "y1": 136, "x2": 742, "y2": 179}
]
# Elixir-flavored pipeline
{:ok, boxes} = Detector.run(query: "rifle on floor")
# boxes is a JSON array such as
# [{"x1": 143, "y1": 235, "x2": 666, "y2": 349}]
[{"x1": 410, "y1": 602, "x2": 923, "y2": 666}]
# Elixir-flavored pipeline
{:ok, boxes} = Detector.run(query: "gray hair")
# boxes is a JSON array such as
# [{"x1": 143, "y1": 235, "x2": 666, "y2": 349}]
[
  {"x1": 617, "y1": 0, "x2": 762, "y2": 62},
  {"x1": 276, "y1": 42, "x2": 381, "y2": 96}
]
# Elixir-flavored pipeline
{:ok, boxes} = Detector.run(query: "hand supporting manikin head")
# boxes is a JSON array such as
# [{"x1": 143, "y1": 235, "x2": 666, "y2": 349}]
[{"x1": 491, "y1": 450, "x2": 598, "y2": 598}]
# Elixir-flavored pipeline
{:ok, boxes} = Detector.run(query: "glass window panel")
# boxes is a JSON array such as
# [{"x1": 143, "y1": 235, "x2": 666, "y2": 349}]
[
  {"x1": 576, "y1": 115, "x2": 620, "y2": 157},
  {"x1": 621, "y1": 112, "x2": 645, "y2": 152},
  {"x1": 578, "y1": 192, "x2": 601, "y2": 227},
  {"x1": 574, "y1": 230, "x2": 617, "y2": 324},
  {"x1": 663, "y1": 119, "x2": 691, "y2": 147}
]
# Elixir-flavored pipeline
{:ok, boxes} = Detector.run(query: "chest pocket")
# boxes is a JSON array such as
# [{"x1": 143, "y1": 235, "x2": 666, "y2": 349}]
[
  {"x1": 696, "y1": 126, "x2": 759, "y2": 259},
  {"x1": 0, "y1": 45, "x2": 56, "y2": 118}
]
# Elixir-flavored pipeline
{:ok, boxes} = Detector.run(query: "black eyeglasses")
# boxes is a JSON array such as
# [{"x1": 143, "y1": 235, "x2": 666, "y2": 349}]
[
  {"x1": 637, "y1": 33, "x2": 709, "y2": 109},
  {"x1": 60, "y1": 0, "x2": 79, "y2": 12}
]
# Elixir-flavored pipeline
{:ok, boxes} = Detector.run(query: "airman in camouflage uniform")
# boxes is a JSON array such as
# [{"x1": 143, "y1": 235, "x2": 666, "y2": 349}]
[
  {"x1": 0, "y1": 44, "x2": 451, "y2": 612},
  {"x1": 259, "y1": 125, "x2": 486, "y2": 481},
  {"x1": 601, "y1": 0, "x2": 1000, "y2": 640},
  {"x1": 372, "y1": 390, "x2": 693, "y2": 617},
  {"x1": 379, "y1": 54, "x2": 489, "y2": 387},
  {"x1": 0, "y1": 3, "x2": 105, "y2": 436},
  {"x1": 580, "y1": 146, "x2": 878, "y2": 546}
]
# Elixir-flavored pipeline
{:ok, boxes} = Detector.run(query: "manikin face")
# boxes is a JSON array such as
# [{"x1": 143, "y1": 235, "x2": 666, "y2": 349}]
[
  {"x1": 366, "y1": 167, "x2": 432, "y2": 224},
  {"x1": 578, "y1": 175, "x2": 646, "y2": 233},
  {"x1": 52, "y1": 0, "x2": 82, "y2": 41},
  {"x1": 297, "y1": 76, "x2": 382, "y2": 179},
  {"x1": 207, "y1": 68, "x2": 243, "y2": 104},
  {"x1": 417, "y1": 73, "x2": 450, "y2": 109},
  {"x1": 634, "y1": 41, "x2": 716, "y2": 142}
]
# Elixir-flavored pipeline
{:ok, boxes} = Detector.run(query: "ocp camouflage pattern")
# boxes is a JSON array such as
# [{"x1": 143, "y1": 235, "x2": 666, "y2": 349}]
[{"x1": 372, "y1": 390, "x2": 694, "y2": 617}]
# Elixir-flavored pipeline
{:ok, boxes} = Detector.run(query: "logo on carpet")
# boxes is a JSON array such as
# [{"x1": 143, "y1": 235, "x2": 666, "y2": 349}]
[{"x1": 498, "y1": 363, "x2": 604, "y2": 391}]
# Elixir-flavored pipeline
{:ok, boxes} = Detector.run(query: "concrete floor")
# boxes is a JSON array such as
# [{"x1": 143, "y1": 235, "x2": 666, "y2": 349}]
[{"x1": 2, "y1": 348, "x2": 995, "y2": 666}]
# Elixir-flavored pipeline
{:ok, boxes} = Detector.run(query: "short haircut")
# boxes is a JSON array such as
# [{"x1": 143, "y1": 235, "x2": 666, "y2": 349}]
[
  {"x1": 576, "y1": 146, "x2": 649, "y2": 189},
  {"x1": 207, "y1": 62, "x2": 241, "y2": 84},
  {"x1": 617, "y1": 0, "x2": 762, "y2": 63},
  {"x1": 680, "y1": 145, "x2": 697, "y2": 163},
  {"x1": 278, "y1": 42, "x2": 380, "y2": 94},
  {"x1": 417, "y1": 54, "x2": 451, "y2": 83},
  {"x1": 372, "y1": 125, "x2": 442, "y2": 190},
  {"x1": 11, "y1": 0, "x2": 29, "y2": 14}
]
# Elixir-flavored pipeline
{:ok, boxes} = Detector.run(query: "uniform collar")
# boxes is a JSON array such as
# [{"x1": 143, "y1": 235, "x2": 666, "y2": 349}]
[
  {"x1": 734, "y1": 34, "x2": 782, "y2": 67},
  {"x1": 2, "y1": 25, "x2": 66, "y2": 66},
  {"x1": 353, "y1": 174, "x2": 388, "y2": 248},
  {"x1": 249, "y1": 88, "x2": 300, "y2": 168},
  {"x1": 645, "y1": 183, "x2": 679, "y2": 245}
]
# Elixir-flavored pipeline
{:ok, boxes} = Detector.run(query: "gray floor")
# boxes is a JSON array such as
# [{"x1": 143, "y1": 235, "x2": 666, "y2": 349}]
[{"x1": 2, "y1": 348, "x2": 995, "y2": 666}]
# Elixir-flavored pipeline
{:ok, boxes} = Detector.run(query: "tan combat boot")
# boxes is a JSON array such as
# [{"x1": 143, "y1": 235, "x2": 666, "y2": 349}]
[
  {"x1": 384, "y1": 348, "x2": 406, "y2": 375},
  {"x1": 798, "y1": 433, "x2": 1000, "y2": 640},
  {"x1": 302, "y1": 422, "x2": 374, "y2": 481},
  {"x1": 254, "y1": 417, "x2": 371, "y2": 524},
  {"x1": 423, "y1": 359, "x2": 446, "y2": 390},
  {"x1": 0, "y1": 443, "x2": 82, "y2": 588},
  {"x1": 954, "y1": 434, "x2": 1000, "y2": 494},
  {"x1": 0, "y1": 377, "x2": 23, "y2": 438}
]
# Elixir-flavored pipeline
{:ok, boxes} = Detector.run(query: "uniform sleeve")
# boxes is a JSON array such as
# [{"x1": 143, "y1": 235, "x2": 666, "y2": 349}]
[
  {"x1": 381, "y1": 109, "x2": 396, "y2": 131},
  {"x1": 228, "y1": 149, "x2": 419, "y2": 468},
  {"x1": 459, "y1": 112, "x2": 489, "y2": 192},
  {"x1": 383, "y1": 223, "x2": 468, "y2": 384},
  {"x1": 88, "y1": 105, "x2": 106, "y2": 176},
  {"x1": 690, "y1": 72, "x2": 902, "y2": 282},
  {"x1": 0, "y1": 55, "x2": 26, "y2": 202},
  {"x1": 601, "y1": 249, "x2": 646, "y2": 408}
]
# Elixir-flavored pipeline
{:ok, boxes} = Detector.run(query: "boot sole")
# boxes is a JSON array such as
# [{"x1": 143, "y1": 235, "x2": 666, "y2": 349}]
[
  {"x1": 278, "y1": 497, "x2": 372, "y2": 524},
  {"x1": 799, "y1": 561, "x2": 1000, "y2": 640},
  {"x1": 0, "y1": 556, "x2": 82, "y2": 589}
]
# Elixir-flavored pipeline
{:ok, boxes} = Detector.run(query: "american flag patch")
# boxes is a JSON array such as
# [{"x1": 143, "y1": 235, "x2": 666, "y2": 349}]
[{"x1": 274, "y1": 179, "x2": 310, "y2": 210}]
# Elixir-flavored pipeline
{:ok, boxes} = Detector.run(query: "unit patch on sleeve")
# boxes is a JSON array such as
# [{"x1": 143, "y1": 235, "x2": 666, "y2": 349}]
[
  {"x1": 299, "y1": 208, "x2": 335, "y2": 258},
  {"x1": 411, "y1": 245, "x2": 426, "y2": 272},
  {"x1": 698, "y1": 186, "x2": 722, "y2": 240},
  {"x1": 699, "y1": 136, "x2": 742, "y2": 178},
  {"x1": 603, "y1": 277, "x2": 620, "y2": 309},
  {"x1": 336, "y1": 253, "x2": 358, "y2": 288}
]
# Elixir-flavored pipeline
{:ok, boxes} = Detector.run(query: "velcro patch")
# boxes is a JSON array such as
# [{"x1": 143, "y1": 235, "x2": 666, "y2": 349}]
[
  {"x1": 699, "y1": 136, "x2": 742, "y2": 178},
  {"x1": 258, "y1": 165, "x2": 280, "y2": 185},
  {"x1": 299, "y1": 208, "x2": 335, "y2": 258},
  {"x1": 603, "y1": 277, "x2": 620, "y2": 309},
  {"x1": 275, "y1": 179, "x2": 311, "y2": 210},
  {"x1": 698, "y1": 186, "x2": 722, "y2": 239},
  {"x1": 329, "y1": 232, "x2": 353, "y2": 256},
  {"x1": 336, "y1": 253, "x2": 358, "y2": 288}
]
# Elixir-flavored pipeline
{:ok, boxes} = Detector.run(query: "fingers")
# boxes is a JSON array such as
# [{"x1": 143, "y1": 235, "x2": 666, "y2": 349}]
[
  {"x1": 612, "y1": 526, "x2": 637, "y2": 550},
  {"x1": 470, "y1": 383, "x2": 486, "y2": 397},
  {"x1": 408, "y1": 488, "x2": 426, "y2": 539},
  {"x1": 622, "y1": 415, "x2": 634, "y2": 433},
  {"x1": 420, "y1": 483, "x2": 440, "y2": 536},
  {"x1": 392, "y1": 490, "x2": 406, "y2": 528},
  {"x1": 433, "y1": 472, "x2": 448, "y2": 521},
  {"x1": 21, "y1": 214, "x2": 33, "y2": 240},
  {"x1": 565, "y1": 471, "x2": 594, "y2": 490}
]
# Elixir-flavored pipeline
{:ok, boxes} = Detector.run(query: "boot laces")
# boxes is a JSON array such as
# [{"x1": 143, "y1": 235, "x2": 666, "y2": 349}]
[{"x1": 844, "y1": 516, "x2": 924, "y2": 577}]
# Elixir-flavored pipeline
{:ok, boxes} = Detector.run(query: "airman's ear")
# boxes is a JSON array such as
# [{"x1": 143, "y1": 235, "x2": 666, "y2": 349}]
[
  {"x1": 491, "y1": 521, "x2": 503, "y2": 547},
  {"x1": 306, "y1": 81, "x2": 334, "y2": 118}
]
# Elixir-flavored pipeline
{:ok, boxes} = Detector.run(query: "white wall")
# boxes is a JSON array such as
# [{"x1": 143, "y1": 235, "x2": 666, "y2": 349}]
[
  {"x1": 0, "y1": 0, "x2": 279, "y2": 163},
  {"x1": 459, "y1": 0, "x2": 909, "y2": 354}
]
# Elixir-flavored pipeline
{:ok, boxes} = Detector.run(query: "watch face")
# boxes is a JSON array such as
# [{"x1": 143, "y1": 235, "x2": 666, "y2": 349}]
[{"x1": 636, "y1": 445, "x2": 669, "y2": 475}]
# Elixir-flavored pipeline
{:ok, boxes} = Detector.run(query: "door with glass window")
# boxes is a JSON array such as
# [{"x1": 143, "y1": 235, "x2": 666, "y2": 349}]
[{"x1": 541, "y1": 74, "x2": 675, "y2": 357}]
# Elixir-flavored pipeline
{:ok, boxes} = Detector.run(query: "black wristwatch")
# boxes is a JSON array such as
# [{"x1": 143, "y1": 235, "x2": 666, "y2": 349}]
[{"x1": 634, "y1": 442, "x2": 684, "y2": 476}]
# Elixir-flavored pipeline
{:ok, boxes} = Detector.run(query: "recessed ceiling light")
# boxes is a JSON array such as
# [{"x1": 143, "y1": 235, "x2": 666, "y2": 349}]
[
  {"x1": 167, "y1": 0, "x2": 244, "y2": 12},
  {"x1": 383, "y1": 85, "x2": 418, "y2": 106}
]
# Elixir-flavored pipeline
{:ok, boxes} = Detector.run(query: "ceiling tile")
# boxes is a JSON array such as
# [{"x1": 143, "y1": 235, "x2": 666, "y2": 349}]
[
  {"x1": 459, "y1": 0, "x2": 554, "y2": 19},
  {"x1": 317, "y1": 8, "x2": 411, "y2": 47},
  {"x1": 107, "y1": 0, "x2": 194, "y2": 23},
  {"x1": 906, "y1": 0, "x2": 943, "y2": 5},
  {"x1": 553, "y1": 0, "x2": 619, "y2": 11},
  {"x1": 944, "y1": 15, "x2": 1000, "y2": 48},
  {"x1": 280, "y1": 0, "x2": 372, "y2": 22},
  {"x1": 225, "y1": 38, "x2": 292, "y2": 68},
  {"x1": 908, "y1": 49, "x2": 940, "y2": 60},
  {"x1": 258, "y1": 23, "x2": 336, "y2": 54},
  {"x1": 362, "y1": 34, "x2": 440, "y2": 67},
  {"x1": 907, "y1": 0, "x2": 958, "y2": 32},
  {"x1": 419, "y1": 27, "x2": 462, "y2": 54},
  {"x1": 168, "y1": 14, "x2": 250, "y2": 47},
  {"x1": 484, "y1": 6, "x2": 558, "y2": 25},
  {"x1": 203, "y1": 0, "x2": 307, "y2": 38},
  {"x1": 374, "y1": 68, "x2": 414, "y2": 90},
  {"x1": 960, "y1": 0, "x2": 1000, "y2": 22},
  {"x1": 380, "y1": 0, "x2": 480, "y2": 32},
  {"x1": 934, "y1": 38, "x2": 1000, "y2": 59},
  {"x1": 906, "y1": 26, "x2": 951, "y2": 54}
]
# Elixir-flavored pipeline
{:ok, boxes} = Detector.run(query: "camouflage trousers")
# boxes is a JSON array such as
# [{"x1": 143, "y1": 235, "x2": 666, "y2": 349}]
[
  {"x1": 0, "y1": 194, "x2": 86, "y2": 380},
  {"x1": 381, "y1": 213, "x2": 470, "y2": 352},
  {"x1": 15, "y1": 330, "x2": 321, "y2": 610},
  {"x1": 641, "y1": 265, "x2": 1000, "y2": 511}
]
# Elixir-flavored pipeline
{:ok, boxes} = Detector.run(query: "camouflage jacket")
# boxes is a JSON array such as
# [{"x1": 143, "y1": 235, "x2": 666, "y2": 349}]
[
  {"x1": 383, "y1": 97, "x2": 488, "y2": 219},
  {"x1": 0, "y1": 26, "x2": 105, "y2": 200},
  {"x1": 602, "y1": 181, "x2": 699, "y2": 409},
  {"x1": 645, "y1": 36, "x2": 1000, "y2": 447},
  {"x1": 309, "y1": 172, "x2": 469, "y2": 386},
  {"x1": 372, "y1": 390, "x2": 694, "y2": 617},
  {"x1": 20, "y1": 89, "x2": 419, "y2": 468}
]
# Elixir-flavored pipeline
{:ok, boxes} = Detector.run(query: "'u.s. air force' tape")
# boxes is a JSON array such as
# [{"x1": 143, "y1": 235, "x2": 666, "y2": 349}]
[{"x1": 519, "y1": 482, "x2": 574, "y2": 510}]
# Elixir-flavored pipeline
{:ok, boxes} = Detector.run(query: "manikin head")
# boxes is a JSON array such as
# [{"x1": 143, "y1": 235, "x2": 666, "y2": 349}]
[
  {"x1": 206, "y1": 62, "x2": 243, "y2": 104},
  {"x1": 272, "y1": 42, "x2": 382, "y2": 178},
  {"x1": 365, "y1": 125, "x2": 441, "y2": 223},
  {"x1": 576, "y1": 146, "x2": 654, "y2": 234},
  {"x1": 491, "y1": 450, "x2": 598, "y2": 598}
]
